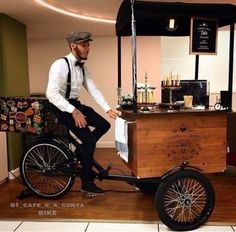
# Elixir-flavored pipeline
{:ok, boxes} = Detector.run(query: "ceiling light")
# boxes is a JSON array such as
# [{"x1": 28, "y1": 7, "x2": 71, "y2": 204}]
[
  {"x1": 35, "y1": 0, "x2": 116, "y2": 24},
  {"x1": 166, "y1": 18, "x2": 178, "y2": 31}
]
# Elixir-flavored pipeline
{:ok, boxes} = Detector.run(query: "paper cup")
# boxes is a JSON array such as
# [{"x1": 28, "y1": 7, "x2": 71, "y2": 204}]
[{"x1": 184, "y1": 95, "x2": 193, "y2": 108}]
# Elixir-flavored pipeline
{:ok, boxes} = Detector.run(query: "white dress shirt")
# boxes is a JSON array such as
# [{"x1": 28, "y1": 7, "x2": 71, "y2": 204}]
[{"x1": 46, "y1": 53, "x2": 111, "y2": 113}]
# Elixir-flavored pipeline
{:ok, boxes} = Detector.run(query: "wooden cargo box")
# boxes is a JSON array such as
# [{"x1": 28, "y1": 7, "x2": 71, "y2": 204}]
[{"x1": 123, "y1": 110, "x2": 227, "y2": 178}]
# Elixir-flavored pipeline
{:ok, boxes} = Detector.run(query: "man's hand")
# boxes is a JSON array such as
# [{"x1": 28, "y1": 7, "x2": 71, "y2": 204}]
[
  {"x1": 106, "y1": 109, "x2": 120, "y2": 119},
  {"x1": 72, "y1": 109, "x2": 87, "y2": 128}
]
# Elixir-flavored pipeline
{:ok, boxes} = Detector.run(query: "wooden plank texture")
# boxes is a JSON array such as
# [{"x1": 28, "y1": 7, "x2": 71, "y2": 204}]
[
  {"x1": 125, "y1": 111, "x2": 227, "y2": 178},
  {"x1": 0, "y1": 148, "x2": 236, "y2": 224}
]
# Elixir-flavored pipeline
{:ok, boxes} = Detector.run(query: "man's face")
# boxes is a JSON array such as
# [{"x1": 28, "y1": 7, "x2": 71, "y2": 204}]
[{"x1": 71, "y1": 41, "x2": 90, "y2": 60}]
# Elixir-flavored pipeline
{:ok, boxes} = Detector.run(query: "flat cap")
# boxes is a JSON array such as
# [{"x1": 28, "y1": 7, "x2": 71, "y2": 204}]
[{"x1": 66, "y1": 31, "x2": 93, "y2": 44}]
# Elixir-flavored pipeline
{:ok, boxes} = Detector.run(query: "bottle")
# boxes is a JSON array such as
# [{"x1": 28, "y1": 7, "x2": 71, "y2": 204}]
[
  {"x1": 176, "y1": 74, "x2": 180, "y2": 86},
  {"x1": 172, "y1": 75, "x2": 175, "y2": 87}
]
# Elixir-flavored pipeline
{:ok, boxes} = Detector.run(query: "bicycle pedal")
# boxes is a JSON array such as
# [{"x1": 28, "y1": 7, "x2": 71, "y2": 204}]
[{"x1": 106, "y1": 163, "x2": 113, "y2": 172}]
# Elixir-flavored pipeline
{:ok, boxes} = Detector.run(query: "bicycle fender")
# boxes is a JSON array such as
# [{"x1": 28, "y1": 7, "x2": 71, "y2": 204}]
[{"x1": 161, "y1": 162, "x2": 203, "y2": 181}]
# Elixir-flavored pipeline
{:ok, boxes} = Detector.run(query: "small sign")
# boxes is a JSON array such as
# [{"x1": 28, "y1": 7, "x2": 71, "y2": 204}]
[{"x1": 190, "y1": 17, "x2": 218, "y2": 55}]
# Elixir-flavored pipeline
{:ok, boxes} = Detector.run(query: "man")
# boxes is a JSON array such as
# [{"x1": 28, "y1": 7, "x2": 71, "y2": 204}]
[{"x1": 46, "y1": 31, "x2": 119, "y2": 194}]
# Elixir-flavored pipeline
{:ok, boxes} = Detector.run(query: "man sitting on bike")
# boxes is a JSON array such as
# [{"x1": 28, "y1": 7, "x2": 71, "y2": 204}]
[{"x1": 46, "y1": 31, "x2": 119, "y2": 194}]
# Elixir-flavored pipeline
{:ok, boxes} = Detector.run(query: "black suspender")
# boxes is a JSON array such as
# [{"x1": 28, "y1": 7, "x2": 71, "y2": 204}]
[
  {"x1": 62, "y1": 57, "x2": 71, "y2": 99},
  {"x1": 62, "y1": 57, "x2": 84, "y2": 99}
]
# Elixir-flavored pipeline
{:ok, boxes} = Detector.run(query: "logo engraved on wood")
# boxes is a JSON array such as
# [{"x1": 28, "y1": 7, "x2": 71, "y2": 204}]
[{"x1": 166, "y1": 124, "x2": 201, "y2": 161}]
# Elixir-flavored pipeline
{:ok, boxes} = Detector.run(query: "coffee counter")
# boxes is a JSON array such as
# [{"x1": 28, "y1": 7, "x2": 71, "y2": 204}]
[{"x1": 121, "y1": 108, "x2": 227, "y2": 178}]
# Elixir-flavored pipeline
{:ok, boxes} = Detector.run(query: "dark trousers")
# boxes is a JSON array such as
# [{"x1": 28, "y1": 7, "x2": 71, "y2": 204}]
[{"x1": 57, "y1": 99, "x2": 111, "y2": 182}]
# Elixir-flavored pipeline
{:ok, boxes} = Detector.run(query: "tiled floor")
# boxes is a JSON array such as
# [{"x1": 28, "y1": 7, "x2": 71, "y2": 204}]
[{"x1": 0, "y1": 220, "x2": 235, "y2": 232}]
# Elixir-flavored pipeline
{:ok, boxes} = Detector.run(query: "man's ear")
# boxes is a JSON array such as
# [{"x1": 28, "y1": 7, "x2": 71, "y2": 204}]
[{"x1": 70, "y1": 43, "x2": 76, "y2": 50}]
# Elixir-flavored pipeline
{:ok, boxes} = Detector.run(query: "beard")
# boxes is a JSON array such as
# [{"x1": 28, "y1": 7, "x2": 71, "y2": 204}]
[{"x1": 74, "y1": 46, "x2": 88, "y2": 61}]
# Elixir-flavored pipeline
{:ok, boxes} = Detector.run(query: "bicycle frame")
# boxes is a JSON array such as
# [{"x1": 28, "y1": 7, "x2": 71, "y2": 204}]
[{"x1": 34, "y1": 132, "x2": 161, "y2": 187}]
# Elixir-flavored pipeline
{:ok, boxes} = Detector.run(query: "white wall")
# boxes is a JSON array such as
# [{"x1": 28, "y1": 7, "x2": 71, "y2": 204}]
[
  {"x1": 28, "y1": 36, "x2": 161, "y2": 147},
  {"x1": 28, "y1": 38, "x2": 68, "y2": 94}
]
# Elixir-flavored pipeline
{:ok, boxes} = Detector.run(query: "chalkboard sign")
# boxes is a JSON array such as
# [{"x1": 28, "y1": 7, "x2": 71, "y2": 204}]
[{"x1": 190, "y1": 17, "x2": 218, "y2": 55}]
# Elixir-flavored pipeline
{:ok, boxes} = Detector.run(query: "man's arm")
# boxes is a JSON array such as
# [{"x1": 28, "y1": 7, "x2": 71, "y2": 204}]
[
  {"x1": 82, "y1": 68, "x2": 119, "y2": 116},
  {"x1": 72, "y1": 108, "x2": 87, "y2": 128},
  {"x1": 106, "y1": 109, "x2": 119, "y2": 119}
]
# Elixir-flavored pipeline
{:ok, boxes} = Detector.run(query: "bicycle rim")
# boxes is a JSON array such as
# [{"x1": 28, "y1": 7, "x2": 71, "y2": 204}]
[
  {"x1": 21, "y1": 142, "x2": 74, "y2": 198},
  {"x1": 156, "y1": 170, "x2": 215, "y2": 231}
]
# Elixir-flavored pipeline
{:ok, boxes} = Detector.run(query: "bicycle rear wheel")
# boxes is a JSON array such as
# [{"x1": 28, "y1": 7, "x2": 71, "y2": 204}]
[{"x1": 20, "y1": 139, "x2": 75, "y2": 199}]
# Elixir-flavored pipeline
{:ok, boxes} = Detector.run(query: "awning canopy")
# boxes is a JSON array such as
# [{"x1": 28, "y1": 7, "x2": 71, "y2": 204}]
[{"x1": 116, "y1": 0, "x2": 236, "y2": 36}]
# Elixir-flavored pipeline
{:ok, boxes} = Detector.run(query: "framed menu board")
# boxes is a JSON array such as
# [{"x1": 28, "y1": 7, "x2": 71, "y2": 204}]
[{"x1": 190, "y1": 17, "x2": 218, "y2": 55}]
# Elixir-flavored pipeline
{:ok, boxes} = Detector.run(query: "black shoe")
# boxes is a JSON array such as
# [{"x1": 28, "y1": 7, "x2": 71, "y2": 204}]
[{"x1": 81, "y1": 181, "x2": 104, "y2": 194}]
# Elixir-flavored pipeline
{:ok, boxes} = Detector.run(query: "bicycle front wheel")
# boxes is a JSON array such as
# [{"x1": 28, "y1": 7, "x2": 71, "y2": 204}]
[
  {"x1": 155, "y1": 169, "x2": 215, "y2": 231},
  {"x1": 20, "y1": 140, "x2": 75, "y2": 199}
]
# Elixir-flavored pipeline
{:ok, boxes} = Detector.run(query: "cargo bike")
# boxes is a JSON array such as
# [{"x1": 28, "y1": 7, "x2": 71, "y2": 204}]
[
  {"x1": 103, "y1": 0, "x2": 234, "y2": 230},
  {"x1": 1, "y1": 0, "x2": 234, "y2": 230},
  {"x1": 19, "y1": 105, "x2": 223, "y2": 231}
]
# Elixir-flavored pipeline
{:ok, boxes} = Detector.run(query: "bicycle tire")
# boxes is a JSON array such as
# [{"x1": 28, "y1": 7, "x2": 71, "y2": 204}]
[
  {"x1": 20, "y1": 139, "x2": 75, "y2": 199},
  {"x1": 155, "y1": 169, "x2": 215, "y2": 231}
]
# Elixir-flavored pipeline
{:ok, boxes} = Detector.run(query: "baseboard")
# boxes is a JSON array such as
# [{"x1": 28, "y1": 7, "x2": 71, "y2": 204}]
[
  {"x1": 96, "y1": 141, "x2": 115, "y2": 148},
  {"x1": 8, "y1": 167, "x2": 20, "y2": 180}
]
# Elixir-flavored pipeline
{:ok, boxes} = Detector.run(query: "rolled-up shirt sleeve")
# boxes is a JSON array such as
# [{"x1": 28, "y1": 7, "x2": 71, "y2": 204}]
[
  {"x1": 83, "y1": 67, "x2": 111, "y2": 113},
  {"x1": 46, "y1": 59, "x2": 75, "y2": 113}
]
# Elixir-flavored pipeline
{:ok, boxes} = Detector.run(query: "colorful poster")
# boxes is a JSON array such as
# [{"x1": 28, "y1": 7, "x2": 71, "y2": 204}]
[{"x1": 0, "y1": 97, "x2": 60, "y2": 135}]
